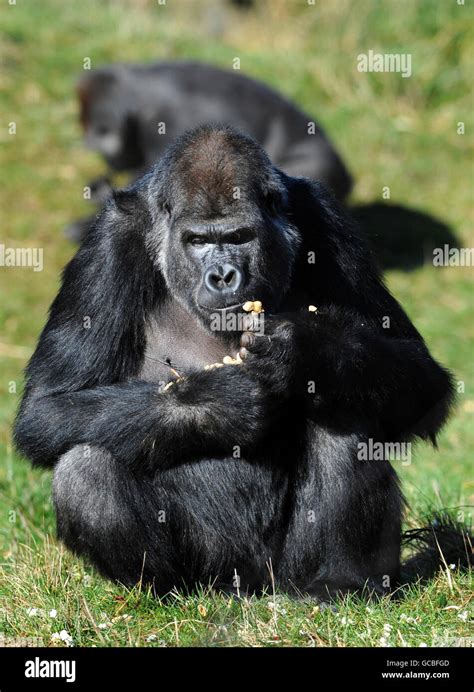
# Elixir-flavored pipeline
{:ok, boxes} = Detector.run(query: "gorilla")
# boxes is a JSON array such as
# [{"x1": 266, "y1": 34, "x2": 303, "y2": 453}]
[
  {"x1": 15, "y1": 125, "x2": 457, "y2": 599},
  {"x1": 67, "y1": 61, "x2": 352, "y2": 241}
]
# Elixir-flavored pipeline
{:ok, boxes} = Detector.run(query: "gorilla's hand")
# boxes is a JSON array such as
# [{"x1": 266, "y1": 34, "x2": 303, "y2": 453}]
[
  {"x1": 170, "y1": 364, "x2": 283, "y2": 450},
  {"x1": 239, "y1": 315, "x2": 300, "y2": 397}
]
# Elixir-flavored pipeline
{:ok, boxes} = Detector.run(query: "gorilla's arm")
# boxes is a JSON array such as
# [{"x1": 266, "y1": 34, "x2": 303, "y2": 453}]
[
  {"x1": 14, "y1": 193, "x2": 267, "y2": 470},
  {"x1": 246, "y1": 308, "x2": 452, "y2": 442},
  {"x1": 294, "y1": 308, "x2": 453, "y2": 440},
  {"x1": 268, "y1": 178, "x2": 454, "y2": 440},
  {"x1": 15, "y1": 369, "x2": 265, "y2": 470}
]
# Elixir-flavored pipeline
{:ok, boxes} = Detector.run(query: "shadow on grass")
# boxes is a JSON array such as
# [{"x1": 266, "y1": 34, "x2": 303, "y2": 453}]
[{"x1": 351, "y1": 202, "x2": 459, "y2": 271}]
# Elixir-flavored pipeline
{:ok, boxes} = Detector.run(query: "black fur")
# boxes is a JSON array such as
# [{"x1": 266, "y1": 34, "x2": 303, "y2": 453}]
[{"x1": 15, "y1": 126, "x2": 458, "y2": 599}]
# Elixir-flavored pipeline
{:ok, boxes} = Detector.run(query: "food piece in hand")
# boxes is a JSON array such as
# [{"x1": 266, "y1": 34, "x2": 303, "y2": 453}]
[
  {"x1": 243, "y1": 300, "x2": 263, "y2": 314},
  {"x1": 222, "y1": 354, "x2": 242, "y2": 365},
  {"x1": 204, "y1": 362, "x2": 225, "y2": 370}
]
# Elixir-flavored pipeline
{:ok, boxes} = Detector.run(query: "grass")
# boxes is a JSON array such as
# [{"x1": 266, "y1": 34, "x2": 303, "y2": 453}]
[{"x1": 0, "y1": 0, "x2": 472, "y2": 647}]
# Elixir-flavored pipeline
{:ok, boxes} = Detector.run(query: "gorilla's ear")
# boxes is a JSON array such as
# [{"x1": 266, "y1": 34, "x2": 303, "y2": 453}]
[
  {"x1": 286, "y1": 176, "x2": 381, "y2": 308},
  {"x1": 110, "y1": 185, "x2": 165, "y2": 235}
]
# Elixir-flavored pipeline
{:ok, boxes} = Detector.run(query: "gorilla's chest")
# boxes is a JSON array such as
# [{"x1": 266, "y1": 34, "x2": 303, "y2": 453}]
[{"x1": 139, "y1": 301, "x2": 240, "y2": 384}]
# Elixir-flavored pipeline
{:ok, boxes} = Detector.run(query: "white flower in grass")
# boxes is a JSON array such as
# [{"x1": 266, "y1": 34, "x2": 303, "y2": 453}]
[
  {"x1": 60, "y1": 630, "x2": 73, "y2": 646},
  {"x1": 449, "y1": 564, "x2": 456, "y2": 570},
  {"x1": 419, "y1": 642, "x2": 427, "y2": 647},
  {"x1": 111, "y1": 613, "x2": 131, "y2": 622},
  {"x1": 98, "y1": 623, "x2": 109, "y2": 629},
  {"x1": 401, "y1": 614, "x2": 418, "y2": 624},
  {"x1": 458, "y1": 611, "x2": 468, "y2": 622},
  {"x1": 26, "y1": 608, "x2": 38, "y2": 616},
  {"x1": 51, "y1": 630, "x2": 73, "y2": 647},
  {"x1": 146, "y1": 634, "x2": 157, "y2": 642},
  {"x1": 379, "y1": 623, "x2": 393, "y2": 647},
  {"x1": 49, "y1": 609, "x2": 57, "y2": 618},
  {"x1": 267, "y1": 600, "x2": 287, "y2": 616}
]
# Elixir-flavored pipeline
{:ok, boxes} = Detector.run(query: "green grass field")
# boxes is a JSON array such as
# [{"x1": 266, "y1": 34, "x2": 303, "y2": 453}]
[{"x1": 0, "y1": 0, "x2": 472, "y2": 647}]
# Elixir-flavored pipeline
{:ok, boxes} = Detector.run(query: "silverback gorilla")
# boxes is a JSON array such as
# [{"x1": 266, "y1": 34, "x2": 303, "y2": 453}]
[
  {"x1": 67, "y1": 62, "x2": 352, "y2": 241},
  {"x1": 15, "y1": 126, "x2": 456, "y2": 599}
]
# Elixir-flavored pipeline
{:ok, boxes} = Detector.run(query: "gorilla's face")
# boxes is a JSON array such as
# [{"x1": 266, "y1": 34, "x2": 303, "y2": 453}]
[
  {"x1": 167, "y1": 204, "x2": 295, "y2": 318},
  {"x1": 79, "y1": 72, "x2": 144, "y2": 171},
  {"x1": 150, "y1": 127, "x2": 301, "y2": 328},
  {"x1": 84, "y1": 105, "x2": 143, "y2": 171}
]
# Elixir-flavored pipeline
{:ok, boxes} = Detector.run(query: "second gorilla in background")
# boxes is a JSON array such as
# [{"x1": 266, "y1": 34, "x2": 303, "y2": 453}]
[{"x1": 67, "y1": 61, "x2": 352, "y2": 240}]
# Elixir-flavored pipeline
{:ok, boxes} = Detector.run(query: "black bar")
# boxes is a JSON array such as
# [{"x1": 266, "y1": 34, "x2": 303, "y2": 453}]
[{"x1": 0, "y1": 646, "x2": 470, "y2": 689}]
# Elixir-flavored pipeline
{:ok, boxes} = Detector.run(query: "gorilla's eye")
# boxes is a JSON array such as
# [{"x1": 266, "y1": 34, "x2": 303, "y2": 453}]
[
  {"x1": 227, "y1": 228, "x2": 254, "y2": 244},
  {"x1": 189, "y1": 235, "x2": 208, "y2": 247}
]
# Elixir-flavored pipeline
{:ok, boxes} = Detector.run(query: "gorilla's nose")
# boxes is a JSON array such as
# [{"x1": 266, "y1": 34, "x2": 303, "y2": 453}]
[{"x1": 204, "y1": 263, "x2": 243, "y2": 295}]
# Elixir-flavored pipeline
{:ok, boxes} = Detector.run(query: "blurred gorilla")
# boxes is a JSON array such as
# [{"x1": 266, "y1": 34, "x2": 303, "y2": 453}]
[
  {"x1": 16, "y1": 126, "x2": 457, "y2": 599},
  {"x1": 66, "y1": 62, "x2": 352, "y2": 241},
  {"x1": 229, "y1": 0, "x2": 254, "y2": 8}
]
